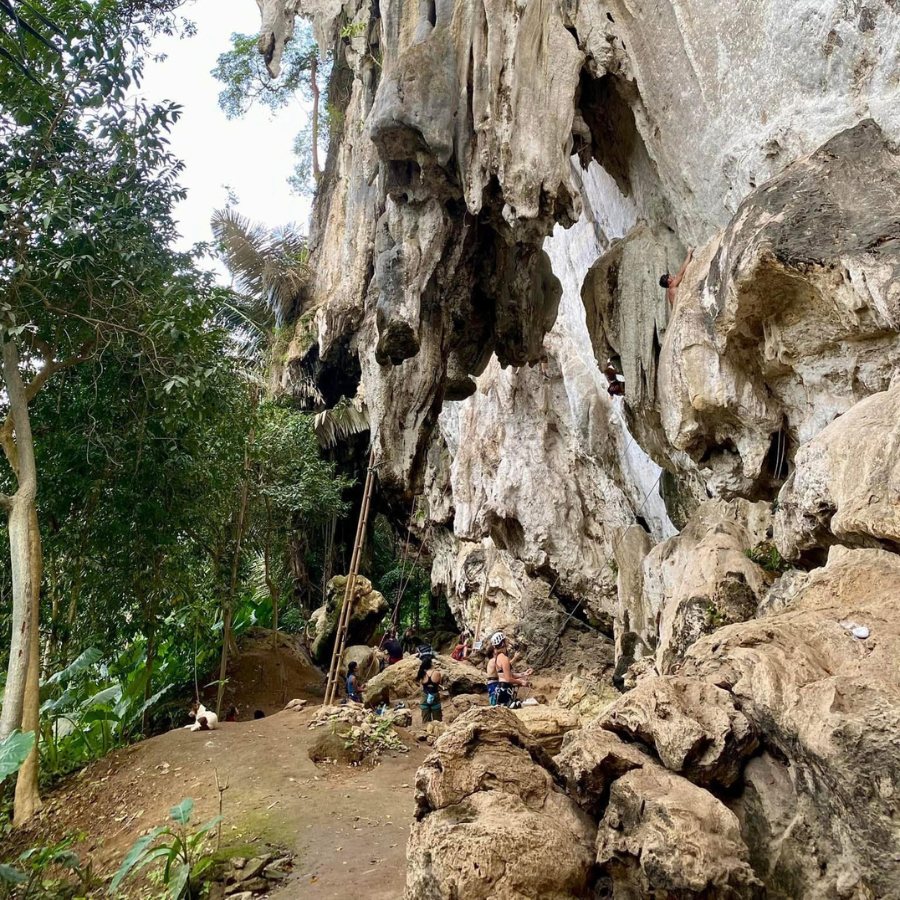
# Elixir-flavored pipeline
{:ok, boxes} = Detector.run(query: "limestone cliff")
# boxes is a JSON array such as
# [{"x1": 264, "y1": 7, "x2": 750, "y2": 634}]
[{"x1": 250, "y1": 0, "x2": 900, "y2": 895}]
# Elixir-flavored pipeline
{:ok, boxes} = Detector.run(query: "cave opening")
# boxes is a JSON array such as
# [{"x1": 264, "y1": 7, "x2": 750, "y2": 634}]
[{"x1": 765, "y1": 420, "x2": 792, "y2": 482}]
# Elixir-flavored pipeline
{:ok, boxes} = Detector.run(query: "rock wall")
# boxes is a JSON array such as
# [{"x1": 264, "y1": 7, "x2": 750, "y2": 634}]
[{"x1": 248, "y1": 2, "x2": 900, "y2": 894}]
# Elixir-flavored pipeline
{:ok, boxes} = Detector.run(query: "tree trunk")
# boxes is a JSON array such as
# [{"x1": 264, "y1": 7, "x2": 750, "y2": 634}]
[
  {"x1": 142, "y1": 614, "x2": 156, "y2": 736},
  {"x1": 215, "y1": 421, "x2": 254, "y2": 719},
  {"x1": 0, "y1": 338, "x2": 40, "y2": 746},
  {"x1": 310, "y1": 55, "x2": 320, "y2": 180},
  {"x1": 14, "y1": 504, "x2": 43, "y2": 825},
  {"x1": 264, "y1": 498, "x2": 278, "y2": 651}
]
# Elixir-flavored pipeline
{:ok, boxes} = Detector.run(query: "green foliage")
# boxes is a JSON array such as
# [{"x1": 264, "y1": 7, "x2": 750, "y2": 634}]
[
  {"x1": 257, "y1": 405, "x2": 352, "y2": 522},
  {"x1": 211, "y1": 207, "x2": 310, "y2": 327},
  {"x1": 0, "y1": 836, "x2": 86, "y2": 900},
  {"x1": 212, "y1": 25, "x2": 328, "y2": 197},
  {"x1": 704, "y1": 603, "x2": 728, "y2": 630},
  {"x1": 339, "y1": 21, "x2": 367, "y2": 40},
  {"x1": 111, "y1": 798, "x2": 221, "y2": 900},
  {"x1": 212, "y1": 28, "x2": 318, "y2": 119},
  {"x1": 0, "y1": 731, "x2": 35, "y2": 785},
  {"x1": 0, "y1": 2, "x2": 361, "y2": 817},
  {"x1": 745, "y1": 544, "x2": 792, "y2": 574}
]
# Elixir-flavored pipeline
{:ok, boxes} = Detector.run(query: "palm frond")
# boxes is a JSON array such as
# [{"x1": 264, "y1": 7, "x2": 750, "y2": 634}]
[
  {"x1": 313, "y1": 394, "x2": 369, "y2": 449},
  {"x1": 212, "y1": 291, "x2": 276, "y2": 365},
  {"x1": 211, "y1": 207, "x2": 311, "y2": 324},
  {"x1": 292, "y1": 371, "x2": 324, "y2": 405}
]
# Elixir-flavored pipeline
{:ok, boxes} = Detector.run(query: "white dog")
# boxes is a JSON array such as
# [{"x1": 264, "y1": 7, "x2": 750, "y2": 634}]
[{"x1": 184, "y1": 702, "x2": 219, "y2": 732}]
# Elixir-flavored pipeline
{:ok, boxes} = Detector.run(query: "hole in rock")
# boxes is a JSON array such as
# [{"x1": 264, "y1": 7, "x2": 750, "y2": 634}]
[
  {"x1": 574, "y1": 71, "x2": 672, "y2": 226},
  {"x1": 698, "y1": 439, "x2": 739, "y2": 464},
  {"x1": 765, "y1": 422, "x2": 791, "y2": 482}
]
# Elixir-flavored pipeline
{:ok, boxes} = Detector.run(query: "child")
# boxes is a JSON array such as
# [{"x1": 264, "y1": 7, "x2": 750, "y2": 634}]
[{"x1": 346, "y1": 661, "x2": 363, "y2": 703}]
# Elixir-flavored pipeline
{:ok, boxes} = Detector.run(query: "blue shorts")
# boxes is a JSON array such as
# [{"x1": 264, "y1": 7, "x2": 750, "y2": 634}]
[{"x1": 487, "y1": 682, "x2": 500, "y2": 706}]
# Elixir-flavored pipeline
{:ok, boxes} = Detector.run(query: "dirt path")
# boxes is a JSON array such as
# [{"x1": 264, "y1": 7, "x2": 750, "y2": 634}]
[{"x1": 21, "y1": 707, "x2": 428, "y2": 899}]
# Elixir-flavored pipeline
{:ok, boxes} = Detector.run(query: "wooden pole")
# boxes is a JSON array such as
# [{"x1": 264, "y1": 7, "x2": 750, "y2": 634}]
[{"x1": 324, "y1": 448, "x2": 376, "y2": 706}]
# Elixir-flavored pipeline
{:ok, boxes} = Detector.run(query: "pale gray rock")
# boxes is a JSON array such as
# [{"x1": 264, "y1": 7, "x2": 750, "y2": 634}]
[
  {"x1": 645, "y1": 500, "x2": 772, "y2": 671},
  {"x1": 679, "y1": 547, "x2": 900, "y2": 898},
  {"x1": 776, "y1": 383, "x2": 900, "y2": 559},
  {"x1": 658, "y1": 121, "x2": 900, "y2": 500}
]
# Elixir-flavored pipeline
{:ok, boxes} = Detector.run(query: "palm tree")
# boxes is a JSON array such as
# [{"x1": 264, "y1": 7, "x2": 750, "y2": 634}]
[
  {"x1": 210, "y1": 207, "x2": 370, "y2": 447},
  {"x1": 211, "y1": 207, "x2": 310, "y2": 327}
]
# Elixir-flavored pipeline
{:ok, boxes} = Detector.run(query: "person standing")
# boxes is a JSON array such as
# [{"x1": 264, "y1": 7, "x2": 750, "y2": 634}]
[
  {"x1": 346, "y1": 661, "x2": 363, "y2": 703},
  {"x1": 491, "y1": 632, "x2": 531, "y2": 708},
  {"x1": 383, "y1": 630, "x2": 403, "y2": 665},
  {"x1": 417, "y1": 651, "x2": 443, "y2": 723}
]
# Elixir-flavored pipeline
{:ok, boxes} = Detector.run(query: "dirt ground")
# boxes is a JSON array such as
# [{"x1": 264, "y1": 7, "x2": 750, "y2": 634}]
[
  {"x1": 16, "y1": 707, "x2": 428, "y2": 899},
  {"x1": 202, "y1": 629, "x2": 327, "y2": 721}
]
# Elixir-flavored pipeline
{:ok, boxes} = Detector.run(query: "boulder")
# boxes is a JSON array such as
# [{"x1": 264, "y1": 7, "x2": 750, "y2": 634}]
[
  {"x1": 643, "y1": 499, "x2": 772, "y2": 672},
  {"x1": 510, "y1": 706, "x2": 579, "y2": 755},
  {"x1": 310, "y1": 576, "x2": 388, "y2": 665},
  {"x1": 554, "y1": 673, "x2": 619, "y2": 724},
  {"x1": 677, "y1": 547, "x2": 900, "y2": 898},
  {"x1": 364, "y1": 654, "x2": 487, "y2": 707},
  {"x1": 407, "y1": 707, "x2": 596, "y2": 900},
  {"x1": 554, "y1": 727, "x2": 653, "y2": 818},
  {"x1": 339, "y1": 644, "x2": 379, "y2": 680},
  {"x1": 596, "y1": 767, "x2": 763, "y2": 899},
  {"x1": 776, "y1": 383, "x2": 900, "y2": 559},
  {"x1": 442, "y1": 692, "x2": 489, "y2": 725},
  {"x1": 307, "y1": 728, "x2": 363, "y2": 765},
  {"x1": 598, "y1": 676, "x2": 758, "y2": 789}
]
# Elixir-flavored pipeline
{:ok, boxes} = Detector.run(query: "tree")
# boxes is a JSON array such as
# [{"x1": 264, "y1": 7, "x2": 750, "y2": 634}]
[
  {"x1": 211, "y1": 26, "x2": 324, "y2": 193},
  {"x1": 0, "y1": 0, "x2": 232, "y2": 823}
]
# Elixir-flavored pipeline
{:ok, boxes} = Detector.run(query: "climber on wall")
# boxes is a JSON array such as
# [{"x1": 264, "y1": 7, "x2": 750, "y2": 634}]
[
  {"x1": 659, "y1": 247, "x2": 695, "y2": 307},
  {"x1": 604, "y1": 358, "x2": 625, "y2": 397}
]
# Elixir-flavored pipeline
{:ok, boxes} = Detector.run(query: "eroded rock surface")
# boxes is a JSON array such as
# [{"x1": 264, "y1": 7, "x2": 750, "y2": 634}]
[
  {"x1": 407, "y1": 707, "x2": 597, "y2": 900},
  {"x1": 656, "y1": 121, "x2": 900, "y2": 500},
  {"x1": 776, "y1": 383, "x2": 900, "y2": 559},
  {"x1": 678, "y1": 547, "x2": 900, "y2": 898},
  {"x1": 310, "y1": 576, "x2": 387, "y2": 665},
  {"x1": 598, "y1": 676, "x2": 758, "y2": 789},
  {"x1": 364, "y1": 654, "x2": 486, "y2": 707},
  {"x1": 596, "y1": 766, "x2": 763, "y2": 899}
]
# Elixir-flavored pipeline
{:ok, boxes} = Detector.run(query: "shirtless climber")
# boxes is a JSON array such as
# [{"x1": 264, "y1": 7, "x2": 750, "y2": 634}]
[{"x1": 659, "y1": 248, "x2": 695, "y2": 307}]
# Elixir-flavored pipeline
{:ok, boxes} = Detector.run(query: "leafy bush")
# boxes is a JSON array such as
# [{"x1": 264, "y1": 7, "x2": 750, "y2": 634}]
[{"x1": 0, "y1": 836, "x2": 86, "y2": 900}]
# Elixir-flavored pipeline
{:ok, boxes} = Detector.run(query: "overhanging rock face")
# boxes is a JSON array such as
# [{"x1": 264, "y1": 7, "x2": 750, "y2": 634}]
[{"x1": 247, "y1": 3, "x2": 900, "y2": 892}]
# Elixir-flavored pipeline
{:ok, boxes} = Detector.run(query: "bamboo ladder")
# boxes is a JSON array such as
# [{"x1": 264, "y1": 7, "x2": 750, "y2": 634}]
[{"x1": 323, "y1": 447, "x2": 377, "y2": 707}]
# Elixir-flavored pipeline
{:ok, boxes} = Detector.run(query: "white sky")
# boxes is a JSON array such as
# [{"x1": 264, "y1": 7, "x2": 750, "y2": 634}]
[{"x1": 138, "y1": 0, "x2": 312, "y2": 273}]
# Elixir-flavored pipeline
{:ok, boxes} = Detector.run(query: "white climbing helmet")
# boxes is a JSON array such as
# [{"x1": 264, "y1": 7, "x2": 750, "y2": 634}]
[{"x1": 491, "y1": 631, "x2": 506, "y2": 647}]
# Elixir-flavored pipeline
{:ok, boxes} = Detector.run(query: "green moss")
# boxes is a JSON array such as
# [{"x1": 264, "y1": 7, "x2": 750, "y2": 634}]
[{"x1": 227, "y1": 808, "x2": 301, "y2": 855}]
